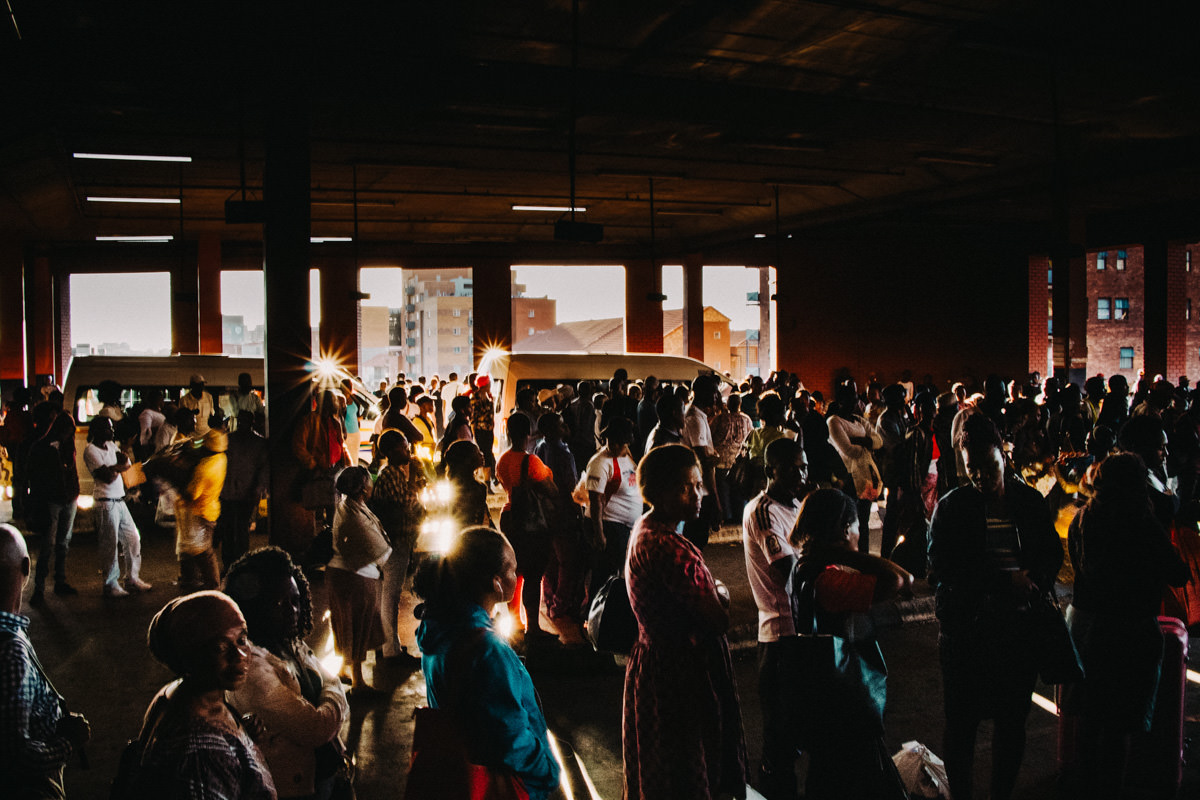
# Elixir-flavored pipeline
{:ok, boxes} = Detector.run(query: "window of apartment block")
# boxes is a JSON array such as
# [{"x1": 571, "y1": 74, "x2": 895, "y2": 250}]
[
  {"x1": 1114, "y1": 298, "x2": 1129, "y2": 320},
  {"x1": 1120, "y1": 347, "x2": 1134, "y2": 369},
  {"x1": 714, "y1": 330, "x2": 721, "y2": 339},
  {"x1": 528, "y1": 309, "x2": 536, "y2": 318},
  {"x1": 1097, "y1": 251, "x2": 1107, "y2": 270},
  {"x1": 1116, "y1": 250, "x2": 1127, "y2": 270},
  {"x1": 1097, "y1": 298, "x2": 1111, "y2": 320},
  {"x1": 453, "y1": 346, "x2": 462, "y2": 354},
  {"x1": 452, "y1": 308, "x2": 461, "y2": 317},
  {"x1": 453, "y1": 328, "x2": 461, "y2": 335},
  {"x1": 528, "y1": 327, "x2": 536, "y2": 336}
]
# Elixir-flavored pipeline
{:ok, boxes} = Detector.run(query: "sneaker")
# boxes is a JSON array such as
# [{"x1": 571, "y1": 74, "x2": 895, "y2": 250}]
[
  {"x1": 30, "y1": 586, "x2": 45, "y2": 605},
  {"x1": 53, "y1": 582, "x2": 79, "y2": 596},
  {"x1": 127, "y1": 578, "x2": 153, "y2": 593},
  {"x1": 103, "y1": 584, "x2": 130, "y2": 598}
]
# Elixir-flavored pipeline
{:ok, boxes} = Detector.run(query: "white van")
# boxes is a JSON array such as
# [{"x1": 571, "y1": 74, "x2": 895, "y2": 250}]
[
  {"x1": 476, "y1": 350, "x2": 730, "y2": 443},
  {"x1": 63, "y1": 354, "x2": 379, "y2": 502}
]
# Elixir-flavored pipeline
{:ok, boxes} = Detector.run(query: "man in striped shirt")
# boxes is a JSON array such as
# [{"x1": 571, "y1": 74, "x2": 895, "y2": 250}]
[{"x1": 743, "y1": 437, "x2": 810, "y2": 800}]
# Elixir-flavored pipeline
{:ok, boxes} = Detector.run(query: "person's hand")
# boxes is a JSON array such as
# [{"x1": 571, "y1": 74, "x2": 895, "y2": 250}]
[
  {"x1": 240, "y1": 713, "x2": 267, "y2": 741},
  {"x1": 849, "y1": 435, "x2": 872, "y2": 448},
  {"x1": 56, "y1": 712, "x2": 91, "y2": 749},
  {"x1": 116, "y1": 451, "x2": 129, "y2": 468}
]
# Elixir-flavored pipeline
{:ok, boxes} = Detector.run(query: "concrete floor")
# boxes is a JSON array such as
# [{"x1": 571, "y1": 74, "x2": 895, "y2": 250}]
[{"x1": 4, "y1": 498, "x2": 1199, "y2": 799}]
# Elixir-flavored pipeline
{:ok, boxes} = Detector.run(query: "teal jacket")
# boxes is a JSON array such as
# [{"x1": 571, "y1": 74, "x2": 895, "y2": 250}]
[{"x1": 416, "y1": 604, "x2": 560, "y2": 799}]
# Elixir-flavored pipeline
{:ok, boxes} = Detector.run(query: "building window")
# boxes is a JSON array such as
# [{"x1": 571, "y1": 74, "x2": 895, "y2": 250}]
[
  {"x1": 1119, "y1": 347, "x2": 1134, "y2": 370},
  {"x1": 528, "y1": 327, "x2": 536, "y2": 336},
  {"x1": 1116, "y1": 250, "x2": 1127, "y2": 270},
  {"x1": 1097, "y1": 298, "x2": 1111, "y2": 320},
  {"x1": 1114, "y1": 298, "x2": 1129, "y2": 320},
  {"x1": 453, "y1": 328, "x2": 461, "y2": 335},
  {"x1": 452, "y1": 308, "x2": 461, "y2": 317},
  {"x1": 528, "y1": 310, "x2": 536, "y2": 318},
  {"x1": 714, "y1": 330, "x2": 721, "y2": 339},
  {"x1": 453, "y1": 346, "x2": 462, "y2": 354},
  {"x1": 1047, "y1": 267, "x2": 1053, "y2": 285},
  {"x1": 1097, "y1": 251, "x2": 1107, "y2": 270}
]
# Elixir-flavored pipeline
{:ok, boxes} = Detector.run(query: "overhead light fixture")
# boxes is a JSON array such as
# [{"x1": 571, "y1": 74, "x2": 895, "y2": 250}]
[
  {"x1": 311, "y1": 236, "x2": 353, "y2": 243},
  {"x1": 754, "y1": 233, "x2": 768, "y2": 239},
  {"x1": 512, "y1": 205, "x2": 586, "y2": 213},
  {"x1": 916, "y1": 153, "x2": 996, "y2": 168},
  {"x1": 95, "y1": 235, "x2": 174, "y2": 242},
  {"x1": 73, "y1": 152, "x2": 192, "y2": 163},
  {"x1": 87, "y1": 196, "x2": 181, "y2": 204}
]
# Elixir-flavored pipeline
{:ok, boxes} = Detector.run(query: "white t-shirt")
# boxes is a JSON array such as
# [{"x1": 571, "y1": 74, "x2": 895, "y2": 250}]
[
  {"x1": 742, "y1": 492, "x2": 799, "y2": 641},
  {"x1": 180, "y1": 391, "x2": 215, "y2": 435},
  {"x1": 84, "y1": 441, "x2": 125, "y2": 499},
  {"x1": 440, "y1": 381, "x2": 461, "y2": 424},
  {"x1": 683, "y1": 405, "x2": 713, "y2": 453},
  {"x1": 583, "y1": 451, "x2": 642, "y2": 528}
]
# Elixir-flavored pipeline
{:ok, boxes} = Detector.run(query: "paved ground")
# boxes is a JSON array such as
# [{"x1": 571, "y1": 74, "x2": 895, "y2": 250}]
[{"x1": 3, "y1": 499, "x2": 1198, "y2": 799}]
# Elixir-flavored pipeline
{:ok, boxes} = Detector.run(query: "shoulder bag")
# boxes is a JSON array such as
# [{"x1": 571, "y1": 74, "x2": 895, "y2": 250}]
[
  {"x1": 1030, "y1": 586, "x2": 1085, "y2": 685},
  {"x1": 585, "y1": 571, "x2": 637, "y2": 655},
  {"x1": 780, "y1": 571, "x2": 887, "y2": 746},
  {"x1": 500, "y1": 455, "x2": 555, "y2": 539}
]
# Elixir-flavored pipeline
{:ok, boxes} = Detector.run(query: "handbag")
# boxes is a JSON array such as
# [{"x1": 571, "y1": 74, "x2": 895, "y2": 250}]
[
  {"x1": 585, "y1": 572, "x2": 637, "y2": 655},
  {"x1": 782, "y1": 572, "x2": 887, "y2": 746},
  {"x1": 1030, "y1": 587, "x2": 1085, "y2": 685},
  {"x1": 404, "y1": 630, "x2": 530, "y2": 800},
  {"x1": 500, "y1": 455, "x2": 555, "y2": 539}
]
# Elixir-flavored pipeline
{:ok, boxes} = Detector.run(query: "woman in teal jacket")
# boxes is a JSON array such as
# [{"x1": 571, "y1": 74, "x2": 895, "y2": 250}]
[{"x1": 413, "y1": 526, "x2": 560, "y2": 799}]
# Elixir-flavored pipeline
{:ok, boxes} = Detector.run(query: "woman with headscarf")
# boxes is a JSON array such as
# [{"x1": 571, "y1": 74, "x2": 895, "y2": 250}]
[
  {"x1": 128, "y1": 591, "x2": 276, "y2": 799},
  {"x1": 224, "y1": 548, "x2": 350, "y2": 799},
  {"x1": 327, "y1": 466, "x2": 391, "y2": 692}
]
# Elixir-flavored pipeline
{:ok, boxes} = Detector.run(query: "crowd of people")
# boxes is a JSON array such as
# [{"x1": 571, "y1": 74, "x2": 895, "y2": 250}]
[{"x1": 1, "y1": 362, "x2": 1198, "y2": 799}]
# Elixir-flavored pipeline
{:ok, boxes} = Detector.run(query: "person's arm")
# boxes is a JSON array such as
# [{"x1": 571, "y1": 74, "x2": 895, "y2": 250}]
[
  {"x1": 229, "y1": 649, "x2": 346, "y2": 749},
  {"x1": 0, "y1": 640, "x2": 86, "y2": 775},
  {"x1": 466, "y1": 639, "x2": 560, "y2": 796},
  {"x1": 799, "y1": 540, "x2": 912, "y2": 602},
  {"x1": 588, "y1": 491, "x2": 607, "y2": 549},
  {"x1": 83, "y1": 445, "x2": 120, "y2": 485},
  {"x1": 769, "y1": 554, "x2": 797, "y2": 587}
]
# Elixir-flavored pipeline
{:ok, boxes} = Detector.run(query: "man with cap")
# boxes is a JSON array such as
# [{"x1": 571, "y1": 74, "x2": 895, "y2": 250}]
[
  {"x1": 0, "y1": 523, "x2": 91, "y2": 796},
  {"x1": 179, "y1": 373, "x2": 215, "y2": 437}
]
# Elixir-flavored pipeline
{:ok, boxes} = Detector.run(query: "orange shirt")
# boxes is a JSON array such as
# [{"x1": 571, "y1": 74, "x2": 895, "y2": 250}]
[{"x1": 496, "y1": 449, "x2": 553, "y2": 494}]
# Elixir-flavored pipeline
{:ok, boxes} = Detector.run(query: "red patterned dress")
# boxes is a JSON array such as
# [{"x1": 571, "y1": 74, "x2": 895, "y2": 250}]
[{"x1": 622, "y1": 515, "x2": 747, "y2": 799}]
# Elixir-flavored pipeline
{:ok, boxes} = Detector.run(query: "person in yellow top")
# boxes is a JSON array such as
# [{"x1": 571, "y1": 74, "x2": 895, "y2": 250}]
[{"x1": 177, "y1": 427, "x2": 228, "y2": 591}]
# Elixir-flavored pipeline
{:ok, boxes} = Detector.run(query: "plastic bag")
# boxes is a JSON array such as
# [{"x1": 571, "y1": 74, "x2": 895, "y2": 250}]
[{"x1": 892, "y1": 740, "x2": 951, "y2": 799}]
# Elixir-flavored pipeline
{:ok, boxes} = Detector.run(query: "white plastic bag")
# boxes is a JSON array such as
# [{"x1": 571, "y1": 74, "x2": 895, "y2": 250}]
[{"x1": 892, "y1": 740, "x2": 952, "y2": 799}]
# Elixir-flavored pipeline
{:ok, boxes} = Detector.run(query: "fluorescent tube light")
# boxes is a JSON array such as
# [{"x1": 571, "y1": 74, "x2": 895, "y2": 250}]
[
  {"x1": 310, "y1": 236, "x2": 353, "y2": 243},
  {"x1": 73, "y1": 152, "x2": 192, "y2": 163},
  {"x1": 754, "y1": 233, "x2": 767, "y2": 239},
  {"x1": 512, "y1": 205, "x2": 586, "y2": 213},
  {"x1": 95, "y1": 235, "x2": 174, "y2": 242},
  {"x1": 87, "y1": 196, "x2": 181, "y2": 204}
]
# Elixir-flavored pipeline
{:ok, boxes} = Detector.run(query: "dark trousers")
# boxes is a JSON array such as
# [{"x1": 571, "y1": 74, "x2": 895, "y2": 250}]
[
  {"x1": 217, "y1": 498, "x2": 256, "y2": 573},
  {"x1": 878, "y1": 484, "x2": 901, "y2": 558},
  {"x1": 586, "y1": 519, "x2": 631, "y2": 611},
  {"x1": 758, "y1": 641, "x2": 799, "y2": 799},
  {"x1": 856, "y1": 497, "x2": 873, "y2": 553}
]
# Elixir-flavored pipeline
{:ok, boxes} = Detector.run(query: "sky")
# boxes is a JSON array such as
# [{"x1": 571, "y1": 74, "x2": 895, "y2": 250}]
[{"x1": 69, "y1": 264, "x2": 772, "y2": 351}]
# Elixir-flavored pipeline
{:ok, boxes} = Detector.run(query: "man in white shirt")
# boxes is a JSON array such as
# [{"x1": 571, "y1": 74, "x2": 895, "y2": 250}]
[
  {"x1": 179, "y1": 373, "x2": 215, "y2": 436},
  {"x1": 440, "y1": 372, "x2": 461, "y2": 426},
  {"x1": 82, "y1": 417, "x2": 150, "y2": 598},
  {"x1": 682, "y1": 373, "x2": 722, "y2": 549},
  {"x1": 742, "y1": 436, "x2": 808, "y2": 800},
  {"x1": 227, "y1": 372, "x2": 264, "y2": 431}
]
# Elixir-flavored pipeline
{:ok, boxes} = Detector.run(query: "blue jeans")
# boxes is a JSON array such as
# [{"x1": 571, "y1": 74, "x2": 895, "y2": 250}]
[{"x1": 34, "y1": 501, "x2": 77, "y2": 588}]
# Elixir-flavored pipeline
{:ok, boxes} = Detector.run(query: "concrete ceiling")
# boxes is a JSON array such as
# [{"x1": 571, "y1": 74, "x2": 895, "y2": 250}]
[{"x1": 3, "y1": 1, "x2": 1200, "y2": 254}]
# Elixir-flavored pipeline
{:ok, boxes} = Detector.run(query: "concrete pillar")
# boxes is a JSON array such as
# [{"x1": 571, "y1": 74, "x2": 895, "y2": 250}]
[
  {"x1": 624, "y1": 259, "x2": 664, "y2": 354},
  {"x1": 55, "y1": 270, "x2": 71, "y2": 383},
  {"x1": 318, "y1": 254, "x2": 360, "y2": 375},
  {"x1": 1028, "y1": 255, "x2": 1050, "y2": 377},
  {"x1": 171, "y1": 247, "x2": 200, "y2": 355},
  {"x1": 471, "y1": 259, "x2": 513, "y2": 367},
  {"x1": 263, "y1": 11, "x2": 314, "y2": 553},
  {"x1": 198, "y1": 233, "x2": 223, "y2": 354},
  {"x1": 1143, "y1": 239, "x2": 1188, "y2": 380},
  {"x1": 0, "y1": 243, "x2": 24, "y2": 384},
  {"x1": 24, "y1": 256, "x2": 54, "y2": 384},
  {"x1": 758, "y1": 266, "x2": 772, "y2": 377},
  {"x1": 683, "y1": 253, "x2": 704, "y2": 362}
]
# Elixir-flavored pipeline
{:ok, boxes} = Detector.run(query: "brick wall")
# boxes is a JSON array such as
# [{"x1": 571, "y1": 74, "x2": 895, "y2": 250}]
[
  {"x1": 1028, "y1": 255, "x2": 1050, "y2": 376},
  {"x1": 511, "y1": 296, "x2": 556, "y2": 345},
  {"x1": 624, "y1": 260, "x2": 664, "y2": 353},
  {"x1": 1182, "y1": 241, "x2": 1200, "y2": 383},
  {"x1": 1086, "y1": 246, "x2": 1145, "y2": 381}
]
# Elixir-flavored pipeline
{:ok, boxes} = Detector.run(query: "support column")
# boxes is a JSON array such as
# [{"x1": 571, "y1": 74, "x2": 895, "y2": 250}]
[
  {"x1": 198, "y1": 233, "x2": 223, "y2": 354},
  {"x1": 471, "y1": 259, "x2": 513, "y2": 368},
  {"x1": 1029, "y1": 255, "x2": 1050, "y2": 377},
  {"x1": 0, "y1": 243, "x2": 24, "y2": 385},
  {"x1": 318, "y1": 254, "x2": 360, "y2": 374},
  {"x1": 758, "y1": 266, "x2": 772, "y2": 377},
  {"x1": 55, "y1": 270, "x2": 71, "y2": 383},
  {"x1": 171, "y1": 246, "x2": 200, "y2": 355},
  {"x1": 263, "y1": 10, "x2": 313, "y2": 553},
  {"x1": 24, "y1": 256, "x2": 54, "y2": 385},
  {"x1": 1143, "y1": 239, "x2": 1188, "y2": 380},
  {"x1": 624, "y1": 259, "x2": 664, "y2": 354},
  {"x1": 683, "y1": 253, "x2": 704, "y2": 362}
]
